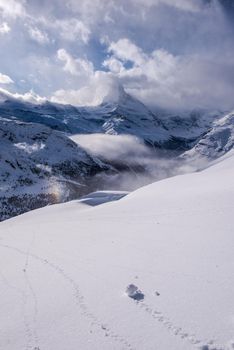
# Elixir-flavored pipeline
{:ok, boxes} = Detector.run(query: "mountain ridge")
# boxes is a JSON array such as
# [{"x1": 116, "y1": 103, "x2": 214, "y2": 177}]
[{"x1": 0, "y1": 86, "x2": 233, "y2": 221}]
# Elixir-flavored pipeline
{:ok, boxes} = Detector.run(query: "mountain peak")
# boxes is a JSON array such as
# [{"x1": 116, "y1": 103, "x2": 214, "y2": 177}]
[
  {"x1": 101, "y1": 83, "x2": 155, "y2": 117},
  {"x1": 101, "y1": 81, "x2": 127, "y2": 106}
]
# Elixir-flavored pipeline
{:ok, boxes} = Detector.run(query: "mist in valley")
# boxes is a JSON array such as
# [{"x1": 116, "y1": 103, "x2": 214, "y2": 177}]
[{"x1": 71, "y1": 133, "x2": 204, "y2": 193}]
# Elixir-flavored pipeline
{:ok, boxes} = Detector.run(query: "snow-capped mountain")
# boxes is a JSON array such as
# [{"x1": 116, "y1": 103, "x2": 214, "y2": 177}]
[
  {"x1": 161, "y1": 109, "x2": 219, "y2": 141},
  {"x1": 181, "y1": 111, "x2": 234, "y2": 163},
  {"x1": 0, "y1": 87, "x2": 222, "y2": 153},
  {"x1": 0, "y1": 87, "x2": 192, "y2": 149},
  {"x1": 97, "y1": 86, "x2": 171, "y2": 146},
  {"x1": 0, "y1": 117, "x2": 112, "y2": 221},
  {"x1": 0, "y1": 86, "x2": 233, "y2": 221}
]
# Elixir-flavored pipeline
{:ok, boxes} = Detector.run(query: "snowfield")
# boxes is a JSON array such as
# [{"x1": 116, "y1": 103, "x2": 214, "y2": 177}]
[{"x1": 0, "y1": 151, "x2": 234, "y2": 350}]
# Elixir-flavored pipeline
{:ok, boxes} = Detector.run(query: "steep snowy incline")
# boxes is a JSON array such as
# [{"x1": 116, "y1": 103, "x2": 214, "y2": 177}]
[{"x1": 0, "y1": 151, "x2": 233, "y2": 350}]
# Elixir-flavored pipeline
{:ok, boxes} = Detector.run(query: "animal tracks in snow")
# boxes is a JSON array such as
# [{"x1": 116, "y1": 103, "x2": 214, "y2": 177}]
[
  {"x1": 128, "y1": 287, "x2": 228, "y2": 350},
  {"x1": 1, "y1": 240, "x2": 232, "y2": 350},
  {"x1": 0, "y1": 243, "x2": 134, "y2": 350}
]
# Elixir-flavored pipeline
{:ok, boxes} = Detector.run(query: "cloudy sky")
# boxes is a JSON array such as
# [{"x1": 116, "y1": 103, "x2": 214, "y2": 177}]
[{"x1": 0, "y1": 0, "x2": 234, "y2": 110}]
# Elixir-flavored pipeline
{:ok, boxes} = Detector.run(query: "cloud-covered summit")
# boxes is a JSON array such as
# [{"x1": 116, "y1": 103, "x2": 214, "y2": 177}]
[{"x1": 0, "y1": 0, "x2": 233, "y2": 110}]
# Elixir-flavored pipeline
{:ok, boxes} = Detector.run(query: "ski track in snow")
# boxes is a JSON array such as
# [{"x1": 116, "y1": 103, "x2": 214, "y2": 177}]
[
  {"x1": 135, "y1": 300, "x2": 226, "y2": 350},
  {"x1": 0, "y1": 242, "x2": 134, "y2": 350}
]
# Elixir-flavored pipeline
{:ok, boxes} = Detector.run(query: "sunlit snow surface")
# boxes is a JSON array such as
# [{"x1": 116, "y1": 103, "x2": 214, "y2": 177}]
[{"x1": 0, "y1": 151, "x2": 234, "y2": 350}]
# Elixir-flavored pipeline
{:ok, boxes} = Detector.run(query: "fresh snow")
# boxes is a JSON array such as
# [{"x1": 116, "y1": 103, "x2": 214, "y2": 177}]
[{"x1": 0, "y1": 150, "x2": 234, "y2": 350}]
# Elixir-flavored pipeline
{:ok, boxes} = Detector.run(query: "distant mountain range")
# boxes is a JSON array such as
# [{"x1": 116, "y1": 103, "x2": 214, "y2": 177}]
[
  {"x1": 0, "y1": 87, "x2": 215, "y2": 150},
  {"x1": 0, "y1": 87, "x2": 233, "y2": 220}
]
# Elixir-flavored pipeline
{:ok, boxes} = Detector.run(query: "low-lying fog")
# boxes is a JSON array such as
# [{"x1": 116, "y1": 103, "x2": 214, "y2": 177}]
[{"x1": 70, "y1": 134, "x2": 201, "y2": 192}]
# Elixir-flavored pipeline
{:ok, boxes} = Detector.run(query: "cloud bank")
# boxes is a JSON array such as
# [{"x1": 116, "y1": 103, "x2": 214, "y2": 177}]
[
  {"x1": 0, "y1": 0, "x2": 234, "y2": 110},
  {"x1": 0, "y1": 73, "x2": 13, "y2": 84},
  {"x1": 70, "y1": 133, "x2": 202, "y2": 191}
]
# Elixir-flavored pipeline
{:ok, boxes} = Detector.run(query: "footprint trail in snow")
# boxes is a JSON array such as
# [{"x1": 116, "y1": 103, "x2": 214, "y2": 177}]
[
  {"x1": 127, "y1": 285, "x2": 228, "y2": 350},
  {"x1": 0, "y1": 243, "x2": 134, "y2": 350}
]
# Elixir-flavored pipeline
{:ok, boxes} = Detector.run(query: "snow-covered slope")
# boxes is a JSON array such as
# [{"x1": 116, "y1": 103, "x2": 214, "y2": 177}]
[
  {"x1": 181, "y1": 111, "x2": 234, "y2": 162},
  {"x1": 0, "y1": 150, "x2": 233, "y2": 350},
  {"x1": 0, "y1": 117, "x2": 111, "y2": 221}
]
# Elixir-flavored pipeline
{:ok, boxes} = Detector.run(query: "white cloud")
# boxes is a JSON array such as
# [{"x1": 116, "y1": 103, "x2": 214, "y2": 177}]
[
  {"x1": 50, "y1": 30, "x2": 234, "y2": 110},
  {"x1": 67, "y1": 0, "x2": 112, "y2": 22},
  {"x1": 0, "y1": 73, "x2": 13, "y2": 84},
  {"x1": 71, "y1": 133, "x2": 150, "y2": 163},
  {"x1": 36, "y1": 17, "x2": 91, "y2": 44},
  {"x1": 0, "y1": 0, "x2": 233, "y2": 111},
  {"x1": 164, "y1": 0, "x2": 203, "y2": 12},
  {"x1": 0, "y1": 87, "x2": 46, "y2": 103},
  {"x1": 51, "y1": 71, "x2": 120, "y2": 106},
  {"x1": 0, "y1": 21, "x2": 10, "y2": 34},
  {"x1": 132, "y1": 0, "x2": 204, "y2": 12},
  {"x1": 70, "y1": 132, "x2": 192, "y2": 191},
  {"x1": 27, "y1": 26, "x2": 49, "y2": 44},
  {"x1": 99, "y1": 37, "x2": 234, "y2": 110},
  {"x1": 67, "y1": 0, "x2": 204, "y2": 23},
  {"x1": 57, "y1": 48, "x2": 94, "y2": 77},
  {"x1": 0, "y1": 0, "x2": 25, "y2": 18},
  {"x1": 108, "y1": 38, "x2": 146, "y2": 66},
  {"x1": 103, "y1": 57, "x2": 124, "y2": 74},
  {"x1": 54, "y1": 18, "x2": 91, "y2": 44},
  {"x1": 13, "y1": 89, "x2": 47, "y2": 104}
]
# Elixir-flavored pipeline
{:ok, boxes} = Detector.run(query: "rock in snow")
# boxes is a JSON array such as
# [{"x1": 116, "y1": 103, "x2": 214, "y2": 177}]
[{"x1": 125, "y1": 284, "x2": 144, "y2": 301}]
